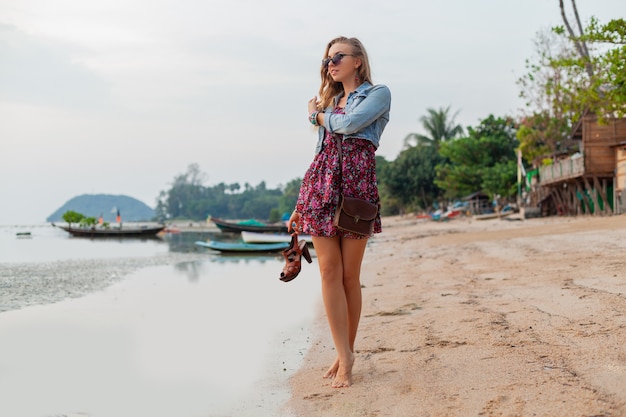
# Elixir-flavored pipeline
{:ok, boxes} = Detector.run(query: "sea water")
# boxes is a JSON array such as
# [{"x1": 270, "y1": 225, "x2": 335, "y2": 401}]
[{"x1": 0, "y1": 224, "x2": 321, "y2": 417}]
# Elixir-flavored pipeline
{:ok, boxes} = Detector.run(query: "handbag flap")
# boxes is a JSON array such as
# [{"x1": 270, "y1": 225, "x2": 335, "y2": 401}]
[{"x1": 340, "y1": 196, "x2": 378, "y2": 221}]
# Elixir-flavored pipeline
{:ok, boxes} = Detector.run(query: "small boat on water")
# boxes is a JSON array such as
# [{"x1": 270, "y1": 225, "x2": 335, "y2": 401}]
[
  {"x1": 195, "y1": 240, "x2": 289, "y2": 253},
  {"x1": 52, "y1": 223, "x2": 165, "y2": 238},
  {"x1": 210, "y1": 217, "x2": 288, "y2": 234},
  {"x1": 241, "y1": 231, "x2": 312, "y2": 244}
]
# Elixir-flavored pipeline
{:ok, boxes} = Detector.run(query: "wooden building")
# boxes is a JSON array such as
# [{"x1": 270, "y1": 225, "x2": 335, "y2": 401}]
[
  {"x1": 536, "y1": 116, "x2": 626, "y2": 216},
  {"x1": 462, "y1": 191, "x2": 491, "y2": 215}
]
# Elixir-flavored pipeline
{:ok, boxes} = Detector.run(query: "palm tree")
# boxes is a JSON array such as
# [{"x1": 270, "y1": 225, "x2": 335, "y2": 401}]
[{"x1": 404, "y1": 106, "x2": 464, "y2": 148}]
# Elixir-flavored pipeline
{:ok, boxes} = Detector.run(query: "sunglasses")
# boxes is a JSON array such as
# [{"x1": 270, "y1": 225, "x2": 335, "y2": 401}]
[{"x1": 322, "y1": 53, "x2": 354, "y2": 68}]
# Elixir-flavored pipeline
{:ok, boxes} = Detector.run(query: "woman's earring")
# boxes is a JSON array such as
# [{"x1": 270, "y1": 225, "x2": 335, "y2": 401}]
[{"x1": 355, "y1": 74, "x2": 360, "y2": 83}]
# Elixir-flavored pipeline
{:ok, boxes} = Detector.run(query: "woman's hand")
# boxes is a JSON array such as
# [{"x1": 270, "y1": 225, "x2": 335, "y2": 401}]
[
  {"x1": 288, "y1": 211, "x2": 302, "y2": 234},
  {"x1": 308, "y1": 96, "x2": 318, "y2": 114}
]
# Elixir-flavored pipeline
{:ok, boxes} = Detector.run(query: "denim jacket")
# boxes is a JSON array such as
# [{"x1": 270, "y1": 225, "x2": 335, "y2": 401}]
[{"x1": 315, "y1": 82, "x2": 391, "y2": 154}]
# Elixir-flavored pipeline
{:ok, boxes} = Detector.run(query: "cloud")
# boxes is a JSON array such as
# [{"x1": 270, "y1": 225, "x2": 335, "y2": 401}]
[{"x1": 0, "y1": 23, "x2": 111, "y2": 109}]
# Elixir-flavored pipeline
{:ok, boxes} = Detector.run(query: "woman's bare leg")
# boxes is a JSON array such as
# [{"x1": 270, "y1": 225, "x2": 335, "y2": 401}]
[
  {"x1": 323, "y1": 236, "x2": 367, "y2": 381},
  {"x1": 312, "y1": 236, "x2": 351, "y2": 385},
  {"x1": 312, "y1": 235, "x2": 368, "y2": 387}
]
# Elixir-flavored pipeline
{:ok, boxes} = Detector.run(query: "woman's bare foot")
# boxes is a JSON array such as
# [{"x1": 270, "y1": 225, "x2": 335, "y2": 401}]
[
  {"x1": 331, "y1": 354, "x2": 355, "y2": 388},
  {"x1": 324, "y1": 357, "x2": 340, "y2": 379}
]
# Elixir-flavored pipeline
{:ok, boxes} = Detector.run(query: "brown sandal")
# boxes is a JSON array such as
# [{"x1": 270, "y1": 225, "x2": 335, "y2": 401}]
[{"x1": 280, "y1": 233, "x2": 312, "y2": 282}]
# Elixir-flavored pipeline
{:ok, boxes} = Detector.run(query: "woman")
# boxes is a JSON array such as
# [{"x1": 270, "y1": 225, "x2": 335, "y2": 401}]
[{"x1": 288, "y1": 36, "x2": 391, "y2": 388}]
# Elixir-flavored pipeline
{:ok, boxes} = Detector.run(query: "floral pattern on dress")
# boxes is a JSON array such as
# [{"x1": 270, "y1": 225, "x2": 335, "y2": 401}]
[{"x1": 296, "y1": 107, "x2": 382, "y2": 239}]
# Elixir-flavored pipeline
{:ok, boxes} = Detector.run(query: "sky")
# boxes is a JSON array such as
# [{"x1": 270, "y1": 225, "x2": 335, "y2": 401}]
[{"x1": 1, "y1": 0, "x2": 623, "y2": 224}]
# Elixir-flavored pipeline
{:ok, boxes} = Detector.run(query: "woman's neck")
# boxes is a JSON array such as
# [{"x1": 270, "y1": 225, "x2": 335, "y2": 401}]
[{"x1": 341, "y1": 79, "x2": 360, "y2": 96}]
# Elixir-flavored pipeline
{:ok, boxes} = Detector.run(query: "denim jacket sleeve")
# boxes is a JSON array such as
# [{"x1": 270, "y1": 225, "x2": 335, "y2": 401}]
[{"x1": 324, "y1": 84, "x2": 391, "y2": 135}]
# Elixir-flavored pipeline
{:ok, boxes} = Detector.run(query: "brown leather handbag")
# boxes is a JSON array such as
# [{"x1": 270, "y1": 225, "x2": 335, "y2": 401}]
[
  {"x1": 332, "y1": 135, "x2": 379, "y2": 236},
  {"x1": 334, "y1": 194, "x2": 378, "y2": 236}
]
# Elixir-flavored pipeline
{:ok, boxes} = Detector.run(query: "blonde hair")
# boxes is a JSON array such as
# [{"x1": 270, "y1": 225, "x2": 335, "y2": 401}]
[{"x1": 318, "y1": 36, "x2": 373, "y2": 109}]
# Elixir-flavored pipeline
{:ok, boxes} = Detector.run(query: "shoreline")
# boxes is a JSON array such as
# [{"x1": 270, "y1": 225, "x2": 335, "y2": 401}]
[{"x1": 283, "y1": 214, "x2": 626, "y2": 416}]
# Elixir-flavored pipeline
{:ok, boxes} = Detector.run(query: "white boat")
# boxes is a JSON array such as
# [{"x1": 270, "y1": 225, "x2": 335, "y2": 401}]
[
  {"x1": 241, "y1": 231, "x2": 312, "y2": 244},
  {"x1": 473, "y1": 210, "x2": 514, "y2": 220}
]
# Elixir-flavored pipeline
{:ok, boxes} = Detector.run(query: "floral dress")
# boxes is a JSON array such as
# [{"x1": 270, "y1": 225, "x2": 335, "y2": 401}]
[{"x1": 295, "y1": 107, "x2": 382, "y2": 239}]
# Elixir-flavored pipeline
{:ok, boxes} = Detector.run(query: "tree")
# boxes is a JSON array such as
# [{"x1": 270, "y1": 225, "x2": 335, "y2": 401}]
[
  {"x1": 517, "y1": 28, "x2": 581, "y2": 120},
  {"x1": 403, "y1": 106, "x2": 464, "y2": 148},
  {"x1": 554, "y1": 17, "x2": 626, "y2": 119},
  {"x1": 558, "y1": 0, "x2": 594, "y2": 77},
  {"x1": 62, "y1": 210, "x2": 84, "y2": 228},
  {"x1": 79, "y1": 216, "x2": 98, "y2": 228},
  {"x1": 164, "y1": 164, "x2": 209, "y2": 219},
  {"x1": 154, "y1": 191, "x2": 168, "y2": 222},
  {"x1": 516, "y1": 28, "x2": 581, "y2": 163},
  {"x1": 228, "y1": 183, "x2": 241, "y2": 194},
  {"x1": 374, "y1": 155, "x2": 402, "y2": 214},
  {"x1": 520, "y1": 1, "x2": 624, "y2": 120},
  {"x1": 518, "y1": 4, "x2": 625, "y2": 161},
  {"x1": 435, "y1": 115, "x2": 519, "y2": 200},
  {"x1": 278, "y1": 178, "x2": 302, "y2": 215},
  {"x1": 481, "y1": 161, "x2": 519, "y2": 200},
  {"x1": 382, "y1": 144, "x2": 444, "y2": 211},
  {"x1": 173, "y1": 163, "x2": 207, "y2": 187},
  {"x1": 516, "y1": 112, "x2": 574, "y2": 165}
]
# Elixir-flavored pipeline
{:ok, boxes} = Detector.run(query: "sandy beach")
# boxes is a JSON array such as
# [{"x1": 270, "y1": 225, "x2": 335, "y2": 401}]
[{"x1": 284, "y1": 214, "x2": 626, "y2": 417}]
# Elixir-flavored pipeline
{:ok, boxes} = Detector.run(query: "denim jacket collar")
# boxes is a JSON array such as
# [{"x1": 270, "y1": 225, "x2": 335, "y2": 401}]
[{"x1": 332, "y1": 82, "x2": 373, "y2": 107}]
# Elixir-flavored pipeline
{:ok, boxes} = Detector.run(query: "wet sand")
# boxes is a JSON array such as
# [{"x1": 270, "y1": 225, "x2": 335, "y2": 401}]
[{"x1": 283, "y1": 214, "x2": 626, "y2": 416}]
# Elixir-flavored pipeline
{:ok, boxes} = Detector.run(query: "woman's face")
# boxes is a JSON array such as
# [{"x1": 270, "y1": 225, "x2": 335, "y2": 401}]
[{"x1": 325, "y1": 42, "x2": 360, "y2": 83}]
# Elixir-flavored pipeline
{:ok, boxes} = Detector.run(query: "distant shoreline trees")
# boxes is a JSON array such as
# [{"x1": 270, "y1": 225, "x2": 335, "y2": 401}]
[{"x1": 154, "y1": 164, "x2": 300, "y2": 222}]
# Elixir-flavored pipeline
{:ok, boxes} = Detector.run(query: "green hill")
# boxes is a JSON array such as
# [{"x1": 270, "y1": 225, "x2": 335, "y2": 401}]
[{"x1": 47, "y1": 194, "x2": 155, "y2": 222}]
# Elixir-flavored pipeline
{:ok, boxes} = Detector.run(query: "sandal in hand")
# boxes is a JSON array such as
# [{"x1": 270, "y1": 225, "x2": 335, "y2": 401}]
[{"x1": 280, "y1": 233, "x2": 312, "y2": 282}]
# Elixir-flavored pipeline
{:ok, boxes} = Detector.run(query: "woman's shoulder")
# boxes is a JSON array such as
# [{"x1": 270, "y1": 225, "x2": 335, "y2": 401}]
[
  {"x1": 361, "y1": 82, "x2": 390, "y2": 95},
  {"x1": 372, "y1": 83, "x2": 390, "y2": 93},
  {"x1": 364, "y1": 83, "x2": 391, "y2": 102}
]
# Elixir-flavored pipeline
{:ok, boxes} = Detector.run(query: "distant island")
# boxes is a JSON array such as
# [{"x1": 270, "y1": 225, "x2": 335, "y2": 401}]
[{"x1": 47, "y1": 194, "x2": 155, "y2": 223}]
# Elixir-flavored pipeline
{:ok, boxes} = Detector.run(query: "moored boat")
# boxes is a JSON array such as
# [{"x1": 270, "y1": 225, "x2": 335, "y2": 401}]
[
  {"x1": 210, "y1": 217, "x2": 288, "y2": 234},
  {"x1": 473, "y1": 210, "x2": 514, "y2": 220},
  {"x1": 52, "y1": 223, "x2": 165, "y2": 238},
  {"x1": 241, "y1": 231, "x2": 312, "y2": 244},
  {"x1": 195, "y1": 240, "x2": 289, "y2": 253}
]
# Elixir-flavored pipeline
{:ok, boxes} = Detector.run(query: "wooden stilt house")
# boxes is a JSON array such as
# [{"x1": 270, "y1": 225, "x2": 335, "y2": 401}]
[{"x1": 536, "y1": 115, "x2": 626, "y2": 216}]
